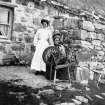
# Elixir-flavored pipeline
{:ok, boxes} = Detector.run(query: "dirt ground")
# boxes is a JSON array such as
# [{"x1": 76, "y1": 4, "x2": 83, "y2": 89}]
[
  {"x1": 0, "y1": 66, "x2": 50, "y2": 89},
  {"x1": 0, "y1": 66, "x2": 105, "y2": 105}
]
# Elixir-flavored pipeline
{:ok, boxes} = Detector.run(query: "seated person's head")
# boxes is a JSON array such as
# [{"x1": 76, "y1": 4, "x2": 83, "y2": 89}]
[{"x1": 53, "y1": 33, "x2": 61, "y2": 45}]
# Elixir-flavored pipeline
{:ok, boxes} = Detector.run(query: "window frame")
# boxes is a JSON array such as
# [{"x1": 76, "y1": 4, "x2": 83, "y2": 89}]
[{"x1": 0, "y1": 4, "x2": 14, "y2": 41}]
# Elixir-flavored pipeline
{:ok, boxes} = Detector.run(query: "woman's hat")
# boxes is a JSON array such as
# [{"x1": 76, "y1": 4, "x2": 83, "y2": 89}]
[
  {"x1": 41, "y1": 18, "x2": 49, "y2": 25},
  {"x1": 53, "y1": 30, "x2": 61, "y2": 40}
]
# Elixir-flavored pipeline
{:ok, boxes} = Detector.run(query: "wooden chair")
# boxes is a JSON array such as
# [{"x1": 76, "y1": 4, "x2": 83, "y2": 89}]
[
  {"x1": 43, "y1": 46, "x2": 73, "y2": 84},
  {"x1": 53, "y1": 62, "x2": 72, "y2": 85},
  {"x1": 51, "y1": 53, "x2": 74, "y2": 85}
]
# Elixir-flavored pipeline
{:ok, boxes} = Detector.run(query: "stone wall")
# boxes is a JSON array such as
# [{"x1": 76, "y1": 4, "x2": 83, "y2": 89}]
[
  {"x1": 52, "y1": 12, "x2": 105, "y2": 82},
  {"x1": 13, "y1": 1, "x2": 48, "y2": 42},
  {"x1": 0, "y1": 1, "x2": 57, "y2": 65},
  {"x1": 76, "y1": 17, "x2": 105, "y2": 82}
]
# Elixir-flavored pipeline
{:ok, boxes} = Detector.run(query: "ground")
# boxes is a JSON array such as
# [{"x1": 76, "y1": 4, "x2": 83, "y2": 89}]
[
  {"x1": 0, "y1": 66, "x2": 105, "y2": 105},
  {"x1": 0, "y1": 66, "x2": 49, "y2": 88}
]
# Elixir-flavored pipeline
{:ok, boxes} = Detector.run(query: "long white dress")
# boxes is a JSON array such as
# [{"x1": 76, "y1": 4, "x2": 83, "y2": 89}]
[{"x1": 31, "y1": 28, "x2": 53, "y2": 72}]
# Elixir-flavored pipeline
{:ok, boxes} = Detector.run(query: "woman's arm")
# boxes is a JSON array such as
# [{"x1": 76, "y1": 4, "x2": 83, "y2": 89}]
[
  {"x1": 33, "y1": 30, "x2": 39, "y2": 46},
  {"x1": 49, "y1": 31, "x2": 54, "y2": 46},
  {"x1": 59, "y1": 45, "x2": 66, "y2": 57}
]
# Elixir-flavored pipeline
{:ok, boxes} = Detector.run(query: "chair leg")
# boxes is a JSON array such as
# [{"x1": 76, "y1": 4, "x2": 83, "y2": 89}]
[
  {"x1": 50, "y1": 64, "x2": 53, "y2": 81},
  {"x1": 67, "y1": 66, "x2": 71, "y2": 84},
  {"x1": 54, "y1": 69, "x2": 57, "y2": 85}
]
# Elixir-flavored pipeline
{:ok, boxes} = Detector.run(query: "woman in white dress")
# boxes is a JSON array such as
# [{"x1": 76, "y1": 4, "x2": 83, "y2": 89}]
[{"x1": 30, "y1": 18, "x2": 54, "y2": 74}]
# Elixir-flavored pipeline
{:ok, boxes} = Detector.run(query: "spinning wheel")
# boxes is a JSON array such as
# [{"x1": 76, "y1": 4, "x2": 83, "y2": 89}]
[
  {"x1": 43, "y1": 46, "x2": 72, "y2": 85},
  {"x1": 43, "y1": 46, "x2": 60, "y2": 64},
  {"x1": 43, "y1": 46, "x2": 60, "y2": 80}
]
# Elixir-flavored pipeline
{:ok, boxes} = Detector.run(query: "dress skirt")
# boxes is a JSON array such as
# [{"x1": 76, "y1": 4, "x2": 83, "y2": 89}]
[{"x1": 31, "y1": 40, "x2": 49, "y2": 72}]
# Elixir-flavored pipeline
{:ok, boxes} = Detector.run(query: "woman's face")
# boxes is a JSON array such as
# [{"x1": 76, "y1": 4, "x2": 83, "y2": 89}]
[
  {"x1": 54, "y1": 37, "x2": 60, "y2": 45},
  {"x1": 42, "y1": 22, "x2": 48, "y2": 28}
]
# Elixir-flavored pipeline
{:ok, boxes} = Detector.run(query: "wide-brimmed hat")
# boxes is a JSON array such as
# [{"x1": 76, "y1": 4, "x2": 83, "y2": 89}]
[
  {"x1": 41, "y1": 18, "x2": 49, "y2": 25},
  {"x1": 53, "y1": 30, "x2": 61, "y2": 40}
]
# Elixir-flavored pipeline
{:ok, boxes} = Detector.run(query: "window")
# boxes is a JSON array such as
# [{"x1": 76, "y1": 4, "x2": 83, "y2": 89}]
[{"x1": 0, "y1": 7, "x2": 11, "y2": 39}]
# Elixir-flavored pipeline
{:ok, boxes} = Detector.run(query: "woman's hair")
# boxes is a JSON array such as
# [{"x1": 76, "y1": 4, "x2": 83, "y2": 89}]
[
  {"x1": 41, "y1": 19, "x2": 49, "y2": 26},
  {"x1": 53, "y1": 33, "x2": 61, "y2": 41}
]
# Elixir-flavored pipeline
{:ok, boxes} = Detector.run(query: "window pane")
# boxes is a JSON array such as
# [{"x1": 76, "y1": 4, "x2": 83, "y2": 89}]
[
  {"x1": 0, "y1": 24, "x2": 9, "y2": 37},
  {"x1": 0, "y1": 8, "x2": 9, "y2": 24}
]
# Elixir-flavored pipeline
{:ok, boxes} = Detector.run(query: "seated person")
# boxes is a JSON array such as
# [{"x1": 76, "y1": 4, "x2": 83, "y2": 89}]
[
  {"x1": 53, "y1": 32, "x2": 68, "y2": 80},
  {"x1": 53, "y1": 32, "x2": 67, "y2": 64},
  {"x1": 46, "y1": 32, "x2": 68, "y2": 80}
]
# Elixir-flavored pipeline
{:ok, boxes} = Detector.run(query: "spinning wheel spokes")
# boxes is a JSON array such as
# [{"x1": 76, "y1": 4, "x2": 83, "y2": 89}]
[{"x1": 43, "y1": 46, "x2": 60, "y2": 64}]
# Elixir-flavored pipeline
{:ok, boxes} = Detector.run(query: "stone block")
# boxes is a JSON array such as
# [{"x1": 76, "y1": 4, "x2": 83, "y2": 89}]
[
  {"x1": 23, "y1": 35, "x2": 33, "y2": 43},
  {"x1": 73, "y1": 28, "x2": 81, "y2": 38},
  {"x1": 92, "y1": 40, "x2": 101, "y2": 46},
  {"x1": 96, "y1": 51, "x2": 105, "y2": 61},
  {"x1": 68, "y1": 28, "x2": 81, "y2": 40},
  {"x1": 90, "y1": 49, "x2": 98, "y2": 56},
  {"x1": 21, "y1": 16, "x2": 28, "y2": 23},
  {"x1": 2, "y1": 53, "x2": 16, "y2": 65},
  {"x1": 90, "y1": 61, "x2": 98, "y2": 70},
  {"x1": 27, "y1": 27, "x2": 34, "y2": 34},
  {"x1": 96, "y1": 62, "x2": 104, "y2": 69},
  {"x1": 82, "y1": 21, "x2": 95, "y2": 32},
  {"x1": 0, "y1": 52, "x2": 5, "y2": 65},
  {"x1": 64, "y1": 18, "x2": 79, "y2": 29},
  {"x1": 81, "y1": 40, "x2": 93, "y2": 49},
  {"x1": 102, "y1": 41, "x2": 105, "y2": 47},
  {"x1": 95, "y1": 28, "x2": 103, "y2": 34},
  {"x1": 21, "y1": 14, "x2": 33, "y2": 25},
  {"x1": 90, "y1": 61, "x2": 104, "y2": 71},
  {"x1": 15, "y1": 51, "x2": 33, "y2": 65},
  {"x1": 5, "y1": 44, "x2": 13, "y2": 54},
  {"x1": 53, "y1": 19, "x2": 63, "y2": 30},
  {"x1": 78, "y1": 48, "x2": 91, "y2": 61},
  {"x1": 102, "y1": 29, "x2": 105, "y2": 35},
  {"x1": 94, "y1": 45, "x2": 103, "y2": 51},
  {"x1": 13, "y1": 23, "x2": 27, "y2": 32},
  {"x1": 15, "y1": 5, "x2": 25, "y2": 13},
  {"x1": 90, "y1": 32, "x2": 97, "y2": 39},
  {"x1": 72, "y1": 39, "x2": 81, "y2": 45},
  {"x1": 12, "y1": 32, "x2": 23, "y2": 42},
  {"x1": 11, "y1": 42, "x2": 25, "y2": 51},
  {"x1": 96, "y1": 33, "x2": 104, "y2": 41},
  {"x1": 0, "y1": 43, "x2": 5, "y2": 52},
  {"x1": 33, "y1": 17, "x2": 41, "y2": 26},
  {"x1": 81, "y1": 30, "x2": 89, "y2": 40},
  {"x1": 94, "y1": 23, "x2": 105, "y2": 29},
  {"x1": 14, "y1": 11, "x2": 26, "y2": 23},
  {"x1": 24, "y1": 43, "x2": 32, "y2": 53}
]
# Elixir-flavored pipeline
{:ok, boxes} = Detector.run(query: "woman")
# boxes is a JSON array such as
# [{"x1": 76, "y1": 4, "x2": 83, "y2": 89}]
[
  {"x1": 30, "y1": 18, "x2": 54, "y2": 74},
  {"x1": 53, "y1": 33, "x2": 66, "y2": 58}
]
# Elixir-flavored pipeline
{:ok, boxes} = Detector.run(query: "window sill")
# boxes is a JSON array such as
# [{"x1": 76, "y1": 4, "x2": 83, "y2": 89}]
[
  {"x1": 0, "y1": 37, "x2": 11, "y2": 43},
  {"x1": 0, "y1": 36, "x2": 8, "y2": 39}
]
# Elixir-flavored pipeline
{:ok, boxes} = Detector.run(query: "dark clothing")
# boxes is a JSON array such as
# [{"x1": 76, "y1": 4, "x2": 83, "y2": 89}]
[{"x1": 45, "y1": 44, "x2": 68, "y2": 80}]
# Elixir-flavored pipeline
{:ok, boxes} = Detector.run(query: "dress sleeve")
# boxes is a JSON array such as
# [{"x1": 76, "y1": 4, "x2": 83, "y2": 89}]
[
  {"x1": 59, "y1": 45, "x2": 66, "y2": 57},
  {"x1": 48, "y1": 31, "x2": 54, "y2": 46},
  {"x1": 33, "y1": 30, "x2": 39, "y2": 46}
]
